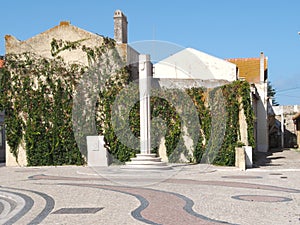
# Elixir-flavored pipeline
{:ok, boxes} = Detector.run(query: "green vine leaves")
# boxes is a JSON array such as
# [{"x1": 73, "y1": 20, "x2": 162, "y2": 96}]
[
  {"x1": 1, "y1": 51, "x2": 84, "y2": 165},
  {"x1": 0, "y1": 36, "x2": 255, "y2": 166},
  {"x1": 111, "y1": 78, "x2": 201, "y2": 163},
  {"x1": 72, "y1": 38, "x2": 126, "y2": 158}
]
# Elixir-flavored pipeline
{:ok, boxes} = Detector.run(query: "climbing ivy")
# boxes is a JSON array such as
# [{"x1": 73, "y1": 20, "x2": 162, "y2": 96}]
[
  {"x1": 186, "y1": 87, "x2": 211, "y2": 163},
  {"x1": 98, "y1": 80, "x2": 254, "y2": 166},
  {"x1": 1, "y1": 52, "x2": 85, "y2": 165},
  {"x1": 0, "y1": 37, "x2": 255, "y2": 166},
  {"x1": 239, "y1": 81, "x2": 255, "y2": 148},
  {"x1": 213, "y1": 83, "x2": 240, "y2": 165},
  {"x1": 50, "y1": 38, "x2": 86, "y2": 57}
]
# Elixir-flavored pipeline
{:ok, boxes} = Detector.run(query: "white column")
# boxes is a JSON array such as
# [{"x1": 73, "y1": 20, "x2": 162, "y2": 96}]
[
  {"x1": 123, "y1": 54, "x2": 170, "y2": 170},
  {"x1": 139, "y1": 54, "x2": 151, "y2": 154}
]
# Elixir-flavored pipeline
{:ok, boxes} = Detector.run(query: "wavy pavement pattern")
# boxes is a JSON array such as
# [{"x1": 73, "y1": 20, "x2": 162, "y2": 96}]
[
  {"x1": 29, "y1": 174, "x2": 300, "y2": 193},
  {"x1": 0, "y1": 187, "x2": 55, "y2": 225},
  {"x1": 28, "y1": 174, "x2": 300, "y2": 224},
  {"x1": 30, "y1": 175, "x2": 232, "y2": 224},
  {"x1": 61, "y1": 183, "x2": 230, "y2": 225}
]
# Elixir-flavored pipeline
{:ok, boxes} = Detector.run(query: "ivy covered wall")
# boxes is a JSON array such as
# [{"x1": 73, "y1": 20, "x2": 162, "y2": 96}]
[{"x1": 0, "y1": 38, "x2": 255, "y2": 166}]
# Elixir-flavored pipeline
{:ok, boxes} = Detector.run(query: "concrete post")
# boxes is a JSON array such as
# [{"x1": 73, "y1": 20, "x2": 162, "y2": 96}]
[
  {"x1": 139, "y1": 54, "x2": 151, "y2": 154},
  {"x1": 243, "y1": 146, "x2": 253, "y2": 168},
  {"x1": 123, "y1": 54, "x2": 170, "y2": 170},
  {"x1": 235, "y1": 147, "x2": 246, "y2": 171}
]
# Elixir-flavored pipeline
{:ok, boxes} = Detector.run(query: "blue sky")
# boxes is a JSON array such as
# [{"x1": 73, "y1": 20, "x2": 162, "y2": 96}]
[{"x1": 1, "y1": 0, "x2": 300, "y2": 105}]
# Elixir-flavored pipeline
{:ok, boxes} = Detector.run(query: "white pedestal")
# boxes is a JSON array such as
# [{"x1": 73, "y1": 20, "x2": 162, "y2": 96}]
[
  {"x1": 235, "y1": 147, "x2": 246, "y2": 171},
  {"x1": 243, "y1": 146, "x2": 253, "y2": 168},
  {"x1": 87, "y1": 136, "x2": 109, "y2": 167}
]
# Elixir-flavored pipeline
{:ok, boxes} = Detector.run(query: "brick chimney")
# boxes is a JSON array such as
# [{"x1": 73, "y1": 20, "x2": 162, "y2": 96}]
[
  {"x1": 114, "y1": 10, "x2": 128, "y2": 44},
  {"x1": 260, "y1": 52, "x2": 265, "y2": 82}
]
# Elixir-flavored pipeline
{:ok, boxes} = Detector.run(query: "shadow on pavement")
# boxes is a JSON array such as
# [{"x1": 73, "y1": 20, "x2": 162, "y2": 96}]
[{"x1": 253, "y1": 148, "x2": 285, "y2": 168}]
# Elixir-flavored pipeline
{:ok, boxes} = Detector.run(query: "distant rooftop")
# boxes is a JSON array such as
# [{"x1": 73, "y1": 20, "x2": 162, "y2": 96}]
[
  {"x1": 226, "y1": 57, "x2": 268, "y2": 83},
  {"x1": 0, "y1": 56, "x2": 4, "y2": 68}
]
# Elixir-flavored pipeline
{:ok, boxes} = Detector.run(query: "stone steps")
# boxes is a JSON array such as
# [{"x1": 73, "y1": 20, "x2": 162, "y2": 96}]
[{"x1": 123, "y1": 154, "x2": 171, "y2": 170}]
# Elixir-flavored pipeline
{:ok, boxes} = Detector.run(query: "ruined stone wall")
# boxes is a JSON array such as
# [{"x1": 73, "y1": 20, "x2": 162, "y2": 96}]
[{"x1": 272, "y1": 105, "x2": 300, "y2": 148}]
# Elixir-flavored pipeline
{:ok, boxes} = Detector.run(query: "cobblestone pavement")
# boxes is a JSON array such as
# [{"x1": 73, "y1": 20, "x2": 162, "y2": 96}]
[{"x1": 0, "y1": 148, "x2": 299, "y2": 225}]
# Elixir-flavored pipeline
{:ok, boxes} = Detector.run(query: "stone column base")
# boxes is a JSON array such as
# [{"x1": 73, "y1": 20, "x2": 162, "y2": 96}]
[{"x1": 123, "y1": 154, "x2": 172, "y2": 170}]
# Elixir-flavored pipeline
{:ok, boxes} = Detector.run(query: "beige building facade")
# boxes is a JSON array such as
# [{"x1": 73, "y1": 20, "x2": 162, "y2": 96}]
[{"x1": 5, "y1": 10, "x2": 139, "y2": 166}]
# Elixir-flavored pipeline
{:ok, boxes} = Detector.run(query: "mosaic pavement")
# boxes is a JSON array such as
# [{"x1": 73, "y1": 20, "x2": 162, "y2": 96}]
[{"x1": 0, "y1": 149, "x2": 300, "y2": 224}]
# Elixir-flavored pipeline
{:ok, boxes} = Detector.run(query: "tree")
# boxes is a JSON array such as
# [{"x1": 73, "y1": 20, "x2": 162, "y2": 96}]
[{"x1": 267, "y1": 81, "x2": 279, "y2": 106}]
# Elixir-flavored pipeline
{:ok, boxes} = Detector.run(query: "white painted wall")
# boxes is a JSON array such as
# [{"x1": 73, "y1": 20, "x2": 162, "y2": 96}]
[
  {"x1": 154, "y1": 48, "x2": 236, "y2": 81},
  {"x1": 255, "y1": 82, "x2": 269, "y2": 152}
]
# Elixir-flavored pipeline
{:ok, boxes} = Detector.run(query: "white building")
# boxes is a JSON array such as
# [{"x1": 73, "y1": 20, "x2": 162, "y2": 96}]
[{"x1": 154, "y1": 47, "x2": 237, "y2": 81}]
